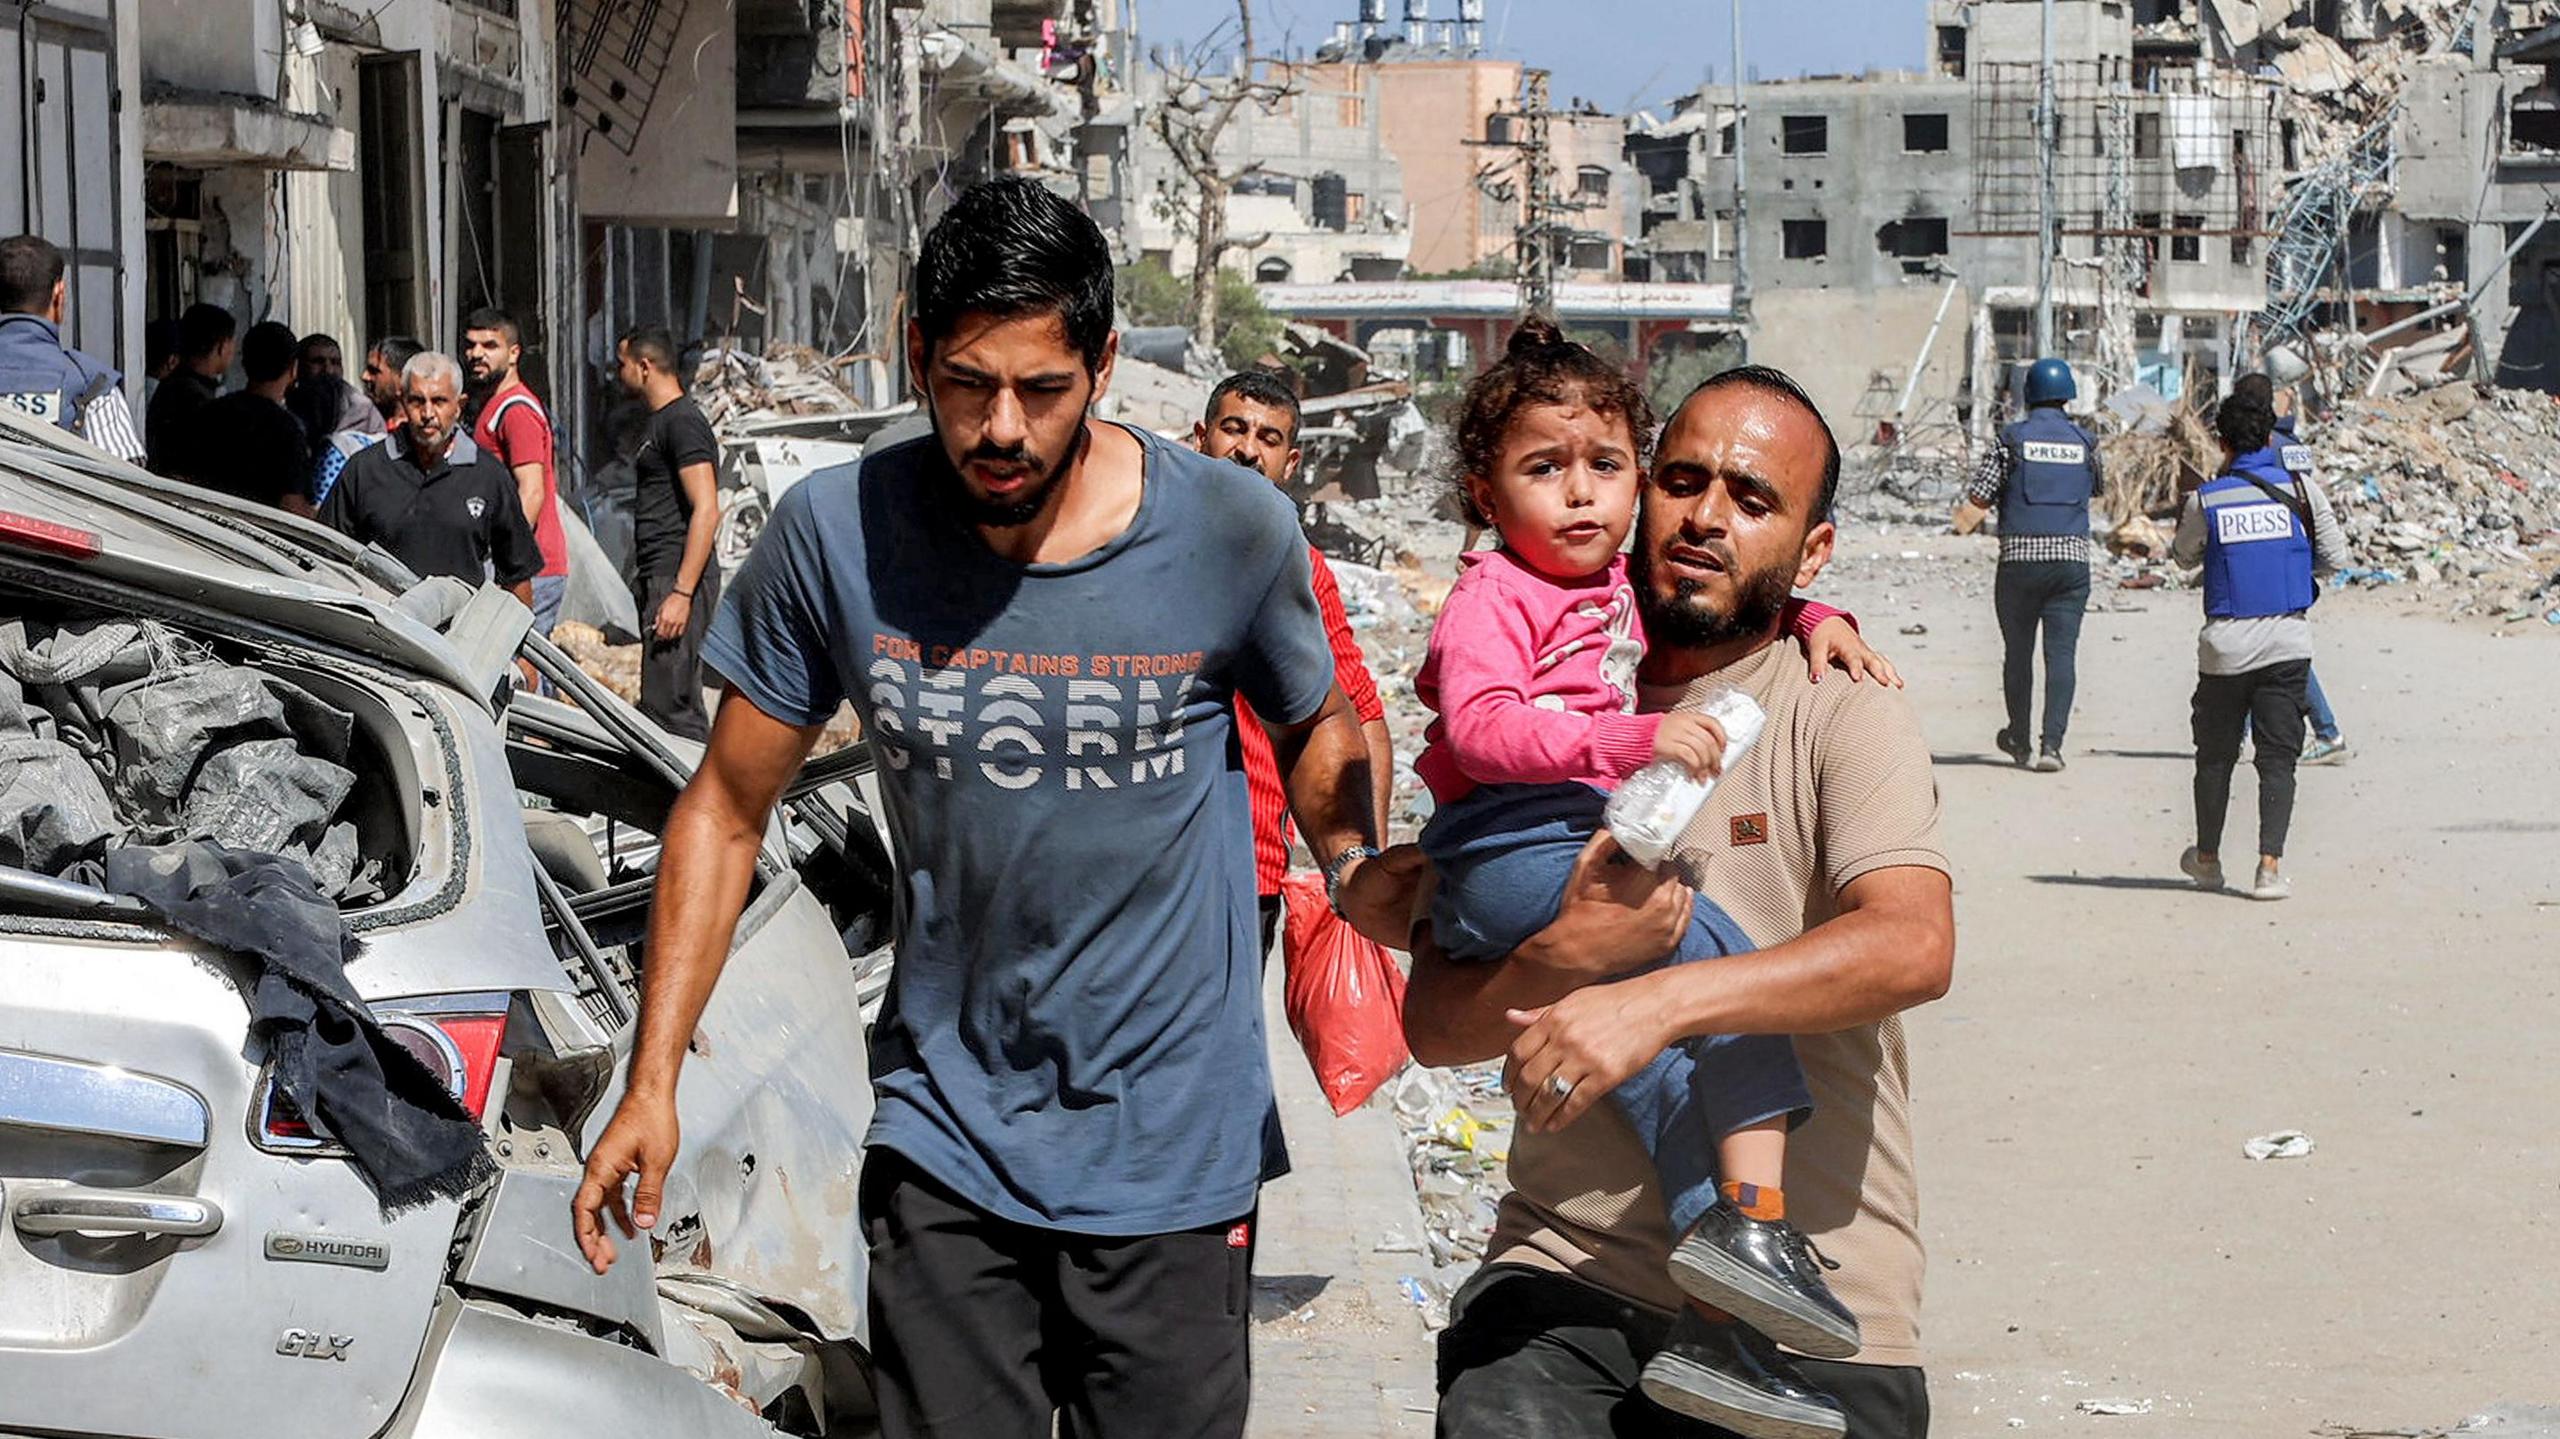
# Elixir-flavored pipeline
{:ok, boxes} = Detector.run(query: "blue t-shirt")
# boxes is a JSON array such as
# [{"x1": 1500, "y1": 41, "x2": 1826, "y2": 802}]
[{"x1": 702, "y1": 423, "x2": 1334, "y2": 1234}]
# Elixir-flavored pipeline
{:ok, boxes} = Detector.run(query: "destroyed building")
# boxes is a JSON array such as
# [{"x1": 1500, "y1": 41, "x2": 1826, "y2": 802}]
[{"x1": 1631, "y1": 0, "x2": 2283, "y2": 448}]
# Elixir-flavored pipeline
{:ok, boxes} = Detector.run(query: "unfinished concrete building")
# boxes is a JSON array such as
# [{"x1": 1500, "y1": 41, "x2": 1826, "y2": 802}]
[{"x1": 1635, "y1": 0, "x2": 2286, "y2": 445}]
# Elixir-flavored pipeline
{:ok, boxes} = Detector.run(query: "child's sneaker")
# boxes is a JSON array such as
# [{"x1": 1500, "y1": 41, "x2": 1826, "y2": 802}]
[
  {"x1": 1666, "y1": 1199, "x2": 1861, "y2": 1359},
  {"x1": 1640, "y1": 1309, "x2": 1847, "y2": 1439}
]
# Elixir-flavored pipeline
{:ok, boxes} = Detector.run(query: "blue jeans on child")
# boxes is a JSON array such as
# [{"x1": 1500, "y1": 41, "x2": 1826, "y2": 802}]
[{"x1": 1420, "y1": 781, "x2": 1812, "y2": 1238}]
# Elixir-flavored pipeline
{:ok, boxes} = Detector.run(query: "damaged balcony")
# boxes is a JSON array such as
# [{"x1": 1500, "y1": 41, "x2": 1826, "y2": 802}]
[{"x1": 141, "y1": 86, "x2": 354, "y2": 173}]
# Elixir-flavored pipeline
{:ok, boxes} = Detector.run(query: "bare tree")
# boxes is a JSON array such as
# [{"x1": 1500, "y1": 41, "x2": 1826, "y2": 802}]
[{"x1": 1148, "y1": 0, "x2": 1299, "y2": 346}]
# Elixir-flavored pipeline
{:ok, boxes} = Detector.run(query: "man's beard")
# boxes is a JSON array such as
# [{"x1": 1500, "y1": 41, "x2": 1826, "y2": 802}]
[
  {"x1": 1631, "y1": 535, "x2": 1797, "y2": 649},
  {"x1": 952, "y1": 430, "x2": 1078, "y2": 529}
]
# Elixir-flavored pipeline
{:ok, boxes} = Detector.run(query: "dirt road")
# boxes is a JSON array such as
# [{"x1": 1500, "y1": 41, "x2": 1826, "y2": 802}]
[{"x1": 1809, "y1": 533, "x2": 2560, "y2": 1435}]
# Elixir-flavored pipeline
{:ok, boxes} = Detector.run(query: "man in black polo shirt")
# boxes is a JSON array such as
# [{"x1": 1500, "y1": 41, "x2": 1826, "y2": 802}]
[{"x1": 319, "y1": 349, "x2": 540, "y2": 605}]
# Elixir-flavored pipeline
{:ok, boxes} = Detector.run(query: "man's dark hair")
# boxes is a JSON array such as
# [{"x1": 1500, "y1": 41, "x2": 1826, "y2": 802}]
[
  {"x1": 240, "y1": 320, "x2": 298, "y2": 385},
  {"x1": 1451, "y1": 316, "x2": 1657, "y2": 528},
  {"x1": 298, "y1": 332, "x2": 340, "y2": 363},
  {"x1": 464, "y1": 306, "x2": 521, "y2": 347},
  {"x1": 178, "y1": 303, "x2": 237, "y2": 361},
  {"x1": 1205, "y1": 367, "x2": 1302, "y2": 437},
  {"x1": 913, "y1": 176, "x2": 1114, "y2": 373},
  {"x1": 0, "y1": 235, "x2": 64, "y2": 314},
  {"x1": 2216, "y1": 392, "x2": 2276, "y2": 455},
  {"x1": 372, "y1": 334, "x2": 426, "y2": 374},
  {"x1": 145, "y1": 318, "x2": 180, "y2": 375},
  {"x1": 2226, "y1": 372, "x2": 2275, "y2": 413},
  {"x1": 618, "y1": 324, "x2": 679, "y2": 372},
  {"x1": 1680, "y1": 364, "x2": 1843, "y2": 524}
]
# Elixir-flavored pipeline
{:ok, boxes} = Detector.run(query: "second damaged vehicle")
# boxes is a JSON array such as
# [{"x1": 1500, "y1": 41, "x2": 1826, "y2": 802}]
[{"x1": 0, "y1": 414, "x2": 896, "y2": 1437}]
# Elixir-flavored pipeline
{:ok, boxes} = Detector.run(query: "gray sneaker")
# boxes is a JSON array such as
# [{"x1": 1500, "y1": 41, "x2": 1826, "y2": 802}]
[
  {"x1": 2031, "y1": 748, "x2": 2065, "y2": 773},
  {"x1": 2250, "y1": 862, "x2": 2291, "y2": 901},
  {"x1": 2302, "y1": 736, "x2": 2350, "y2": 766},
  {"x1": 2179, "y1": 846, "x2": 2225, "y2": 892}
]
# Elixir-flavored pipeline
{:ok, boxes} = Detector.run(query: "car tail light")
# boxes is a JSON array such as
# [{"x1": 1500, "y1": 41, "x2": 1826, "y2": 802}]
[
  {"x1": 255, "y1": 998, "x2": 511, "y2": 1153},
  {"x1": 0, "y1": 510, "x2": 101, "y2": 560}
]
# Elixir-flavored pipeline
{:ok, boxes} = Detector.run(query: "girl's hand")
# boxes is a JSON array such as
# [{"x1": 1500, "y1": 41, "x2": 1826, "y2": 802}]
[
  {"x1": 1805, "y1": 616, "x2": 1903, "y2": 688},
  {"x1": 1651, "y1": 711, "x2": 1730, "y2": 778}
]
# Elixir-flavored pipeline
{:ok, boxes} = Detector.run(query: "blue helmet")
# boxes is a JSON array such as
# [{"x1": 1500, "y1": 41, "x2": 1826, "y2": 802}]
[{"x1": 2024, "y1": 357, "x2": 2076, "y2": 405}]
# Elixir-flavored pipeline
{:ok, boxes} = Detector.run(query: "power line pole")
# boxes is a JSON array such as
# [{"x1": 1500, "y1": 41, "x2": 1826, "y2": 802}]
[
  {"x1": 2034, "y1": 0, "x2": 2057, "y2": 356},
  {"x1": 1470, "y1": 68, "x2": 1591, "y2": 318},
  {"x1": 1731, "y1": 0, "x2": 1749, "y2": 344}
]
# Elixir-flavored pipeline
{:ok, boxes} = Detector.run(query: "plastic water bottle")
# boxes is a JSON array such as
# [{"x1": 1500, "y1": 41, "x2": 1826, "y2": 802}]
[{"x1": 1605, "y1": 686, "x2": 1767, "y2": 868}]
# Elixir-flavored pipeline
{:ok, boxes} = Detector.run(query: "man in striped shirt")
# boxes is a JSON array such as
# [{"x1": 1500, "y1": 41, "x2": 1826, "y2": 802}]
[{"x1": 1192, "y1": 367, "x2": 1393, "y2": 957}]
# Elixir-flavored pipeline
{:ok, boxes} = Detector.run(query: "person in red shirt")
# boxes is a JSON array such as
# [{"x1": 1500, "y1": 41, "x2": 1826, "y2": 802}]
[
  {"x1": 1192, "y1": 368, "x2": 1392, "y2": 960},
  {"x1": 462, "y1": 307, "x2": 569, "y2": 636}
]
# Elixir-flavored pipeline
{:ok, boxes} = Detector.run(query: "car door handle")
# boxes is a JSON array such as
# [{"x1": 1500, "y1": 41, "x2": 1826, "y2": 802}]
[{"x1": 13, "y1": 1187, "x2": 223, "y2": 1239}]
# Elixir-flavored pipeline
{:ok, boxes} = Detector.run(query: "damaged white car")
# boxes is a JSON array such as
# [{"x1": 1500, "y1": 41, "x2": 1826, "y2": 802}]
[{"x1": 0, "y1": 412, "x2": 895, "y2": 1436}]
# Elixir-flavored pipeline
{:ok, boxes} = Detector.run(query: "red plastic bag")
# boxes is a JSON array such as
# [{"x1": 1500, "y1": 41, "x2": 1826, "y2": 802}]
[{"x1": 1278, "y1": 870, "x2": 1411, "y2": 1116}]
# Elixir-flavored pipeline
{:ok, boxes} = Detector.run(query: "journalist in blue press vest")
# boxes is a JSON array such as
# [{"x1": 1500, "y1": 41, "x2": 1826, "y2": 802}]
[
  {"x1": 2170, "y1": 380, "x2": 2346, "y2": 903},
  {"x1": 1958, "y1": 356, "x2": 2100, "y2": 772},
  {"x1": 0, "y1": 234, "x2": 144, "y2": 463}
]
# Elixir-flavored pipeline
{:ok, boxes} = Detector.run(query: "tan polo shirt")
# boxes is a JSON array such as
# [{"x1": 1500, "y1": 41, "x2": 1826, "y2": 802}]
[{"x1": 1481, "y1": 635, "x2": 1948, "y2": 1367}]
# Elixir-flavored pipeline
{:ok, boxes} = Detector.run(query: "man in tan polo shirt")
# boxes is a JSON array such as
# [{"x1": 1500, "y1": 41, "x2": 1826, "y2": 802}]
[{"x1": 1406, "y1": 366, "x2": 1956, "y2": 1438}]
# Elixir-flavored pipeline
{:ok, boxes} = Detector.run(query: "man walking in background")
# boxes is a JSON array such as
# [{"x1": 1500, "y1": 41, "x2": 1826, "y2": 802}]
[
  {"x1": 181, "y1": 319, "x2": 313, "y2": 516},
  {"x1": 320, "y1": 350, "x2": 542, "y2": 606},
  {"x1": 2173, "y1": 381, "x2": 2348, "y2": 902},
  {"x1": 462, "y1": 307, "x2": 570, "y2": 637},
  {"x1": 1191, "y1": 366, "x2": 1393, "y2": 952},
  {"x1": 1957, "y1": 356, "x2": 2100, "y2": 773},
  {"x1": 147, "y1": 302, "x2": 234, "y2": 476},
  {"x1": 0, "y1": 235, "x2": 142, "y2": 462},
  {"x1": 614, "y1": 325, "x2": 722, "y2": 741}
]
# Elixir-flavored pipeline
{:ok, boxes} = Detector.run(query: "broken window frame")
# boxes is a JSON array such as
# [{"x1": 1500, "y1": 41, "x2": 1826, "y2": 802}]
[{"x1": 2171, "y1": 212, "x2": 2204, "y2": 264}]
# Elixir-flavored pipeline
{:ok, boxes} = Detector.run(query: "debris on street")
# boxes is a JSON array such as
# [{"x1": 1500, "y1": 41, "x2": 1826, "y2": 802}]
[{"x1": 2243, "y1": 1128, "x2": 2317, "y2": 1160}]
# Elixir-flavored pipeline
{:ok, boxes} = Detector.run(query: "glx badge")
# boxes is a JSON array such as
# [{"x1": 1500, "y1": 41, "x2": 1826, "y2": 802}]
[
  {"x1": 265, "y1": 1231, "x2": 390, "y2": 1271},
  {"x1": 277, "y1": 1328, "x2": 355, "y2": 1361}
]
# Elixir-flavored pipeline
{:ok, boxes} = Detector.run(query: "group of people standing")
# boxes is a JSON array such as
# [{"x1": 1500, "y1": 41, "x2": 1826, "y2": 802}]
[
  {"x1": 0, "y1": 228, "x2": 725, "y2": 743},
  {"x1": 1965, "y1": 357, "x2": 2353, "y2": 900}
]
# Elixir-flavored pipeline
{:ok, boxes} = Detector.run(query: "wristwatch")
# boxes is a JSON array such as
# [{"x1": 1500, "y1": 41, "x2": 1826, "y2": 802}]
[{"x1": 1323, "y1": 843, "x2": 1381, "y2": 917}]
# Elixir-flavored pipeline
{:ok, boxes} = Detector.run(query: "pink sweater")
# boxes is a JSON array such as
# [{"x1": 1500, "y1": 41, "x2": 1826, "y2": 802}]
[{"x1": 1415, "y1": 548, "x2": 1846, "y2": 805}]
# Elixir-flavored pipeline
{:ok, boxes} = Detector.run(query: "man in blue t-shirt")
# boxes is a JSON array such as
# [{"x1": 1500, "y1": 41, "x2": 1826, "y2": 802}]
[{"x1": 571, "y1": 177, "x2": 1405, "y2": 1438}]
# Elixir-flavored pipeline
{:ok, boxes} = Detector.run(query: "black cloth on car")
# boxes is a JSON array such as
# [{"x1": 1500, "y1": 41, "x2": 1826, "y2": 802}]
[
  {"x1": 318, "y1": 430, "x2": 543, "y2": 589},
  {"x1": 96, "y1": 841, "x2": 494, "y2": 1212}
]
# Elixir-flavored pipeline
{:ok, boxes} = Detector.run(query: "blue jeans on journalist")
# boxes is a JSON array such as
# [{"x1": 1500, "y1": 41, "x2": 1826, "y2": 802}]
[{"x1": 1420, "y1": 781, "x2": 1813, "y2": 1238}]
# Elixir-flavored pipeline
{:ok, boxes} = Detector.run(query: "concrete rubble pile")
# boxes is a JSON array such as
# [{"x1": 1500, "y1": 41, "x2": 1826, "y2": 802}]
[
  {"x1": 2308, "y1": 385, "x2": 2560, "y2": 618},
  {"x1": 694, "y1": 344, "x2": 873, "y2": 430}
]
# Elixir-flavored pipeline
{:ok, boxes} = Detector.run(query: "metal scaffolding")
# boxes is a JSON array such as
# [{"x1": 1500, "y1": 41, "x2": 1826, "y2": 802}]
[
  {"x1": 1967, "y1": 58, "x2": 2282, "y2": 243},
  {"x1": 2252, "y1": 110, "x2": 2400, "y2": 355}
]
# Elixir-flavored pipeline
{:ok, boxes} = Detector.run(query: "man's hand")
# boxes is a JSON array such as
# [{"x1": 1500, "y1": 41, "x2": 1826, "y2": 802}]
[
  {"x1": 1502, "y1": 973, "x2": 1675, "y2": 1133},
  {"x1": 1951, "y1": 499, "x2": 1990, "y2": 536},
  {"x1": 653, "y1": 590, "x2": 693, "y2": 642},
  {"x1": 1651, "y1": 712, "x2": 1730, "y2": 779},
  {"x1": 1514, "y1": 831, "x2": 1694, "y2": 981},
  {"x1": 1335, "y1": 844, "x2": 1427, "y2": 949},
  {"x1": 1804, "y1": 616, "x2": 1904, "y2": 688},
  {"x1": 572, "y1": 1090, "x2": 680, "y2": 1274}
]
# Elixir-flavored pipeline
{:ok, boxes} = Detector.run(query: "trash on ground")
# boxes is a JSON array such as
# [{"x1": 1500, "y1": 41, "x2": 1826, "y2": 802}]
[
  {"x1": 2077, "y1": 1398, "x2": 2155, "y2": 1416},
  {"x1": 2244, "y1": 1129, "x2": 2316, "y2": 1161}
]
